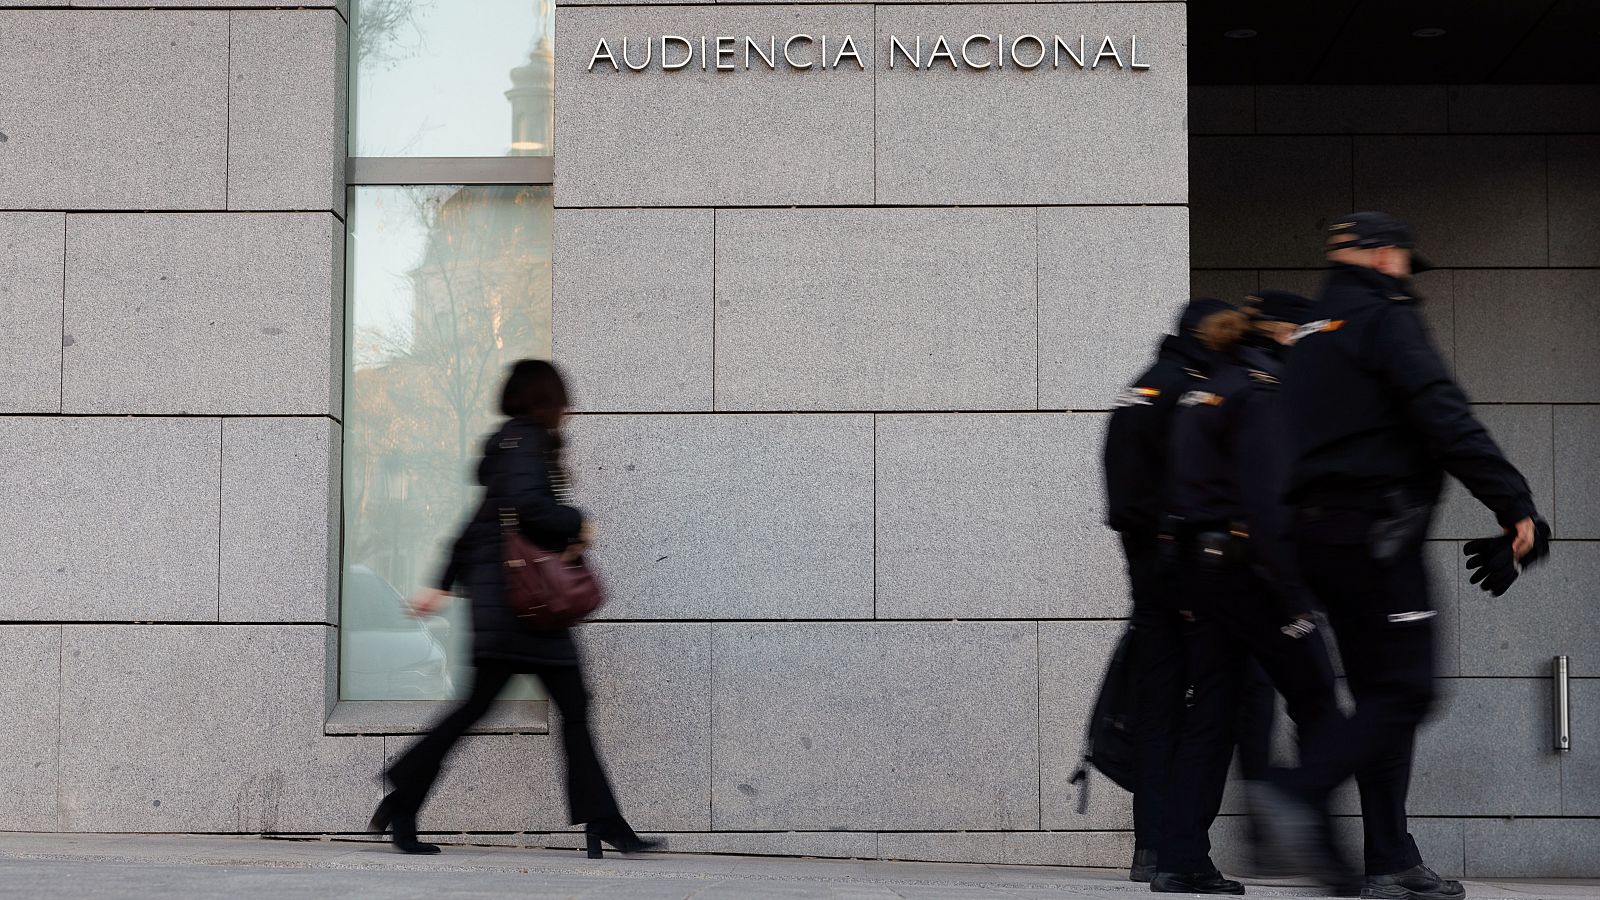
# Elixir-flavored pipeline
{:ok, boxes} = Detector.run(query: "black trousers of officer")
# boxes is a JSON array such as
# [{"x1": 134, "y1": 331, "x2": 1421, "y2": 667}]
[
  {"x1": 1162, "y1": 555, "x2": 1342, "y2": 875},
  {"x1": 1285, "y1": 507, "x2": 1438, "y2": 876},
  {"x1": 1124, "y1": 535, "x2": 1187, "y2": 858}
]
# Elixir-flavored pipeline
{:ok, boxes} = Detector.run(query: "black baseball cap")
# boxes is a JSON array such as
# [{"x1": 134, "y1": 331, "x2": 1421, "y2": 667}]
[
  {"x1": 1246, "y1": 289, "x2": 1315, "y2": 326},
  {"x1": 1327, "y1": 211, "x2": 1434, "y2": 273}
]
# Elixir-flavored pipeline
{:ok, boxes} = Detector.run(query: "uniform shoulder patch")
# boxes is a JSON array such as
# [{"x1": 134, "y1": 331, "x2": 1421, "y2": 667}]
[
  {"x1": 1288, "y1": 318, "x2": 1345, "y2": 345},
  {"x1": 1178, "y1": 390, "x2": 1224, "y2": 408},
  {"x1": 1113, "y1": 386, "x2": 1160, "y2": 408}
]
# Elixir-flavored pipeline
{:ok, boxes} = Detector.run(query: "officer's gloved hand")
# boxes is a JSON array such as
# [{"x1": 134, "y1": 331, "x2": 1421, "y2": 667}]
[
  {"x1": 1464, "y1": 534, "x2": 1518, "y2": 597},
  {"x1": 1520, "y1": 516, "x2": 1553, "y2": 569}
]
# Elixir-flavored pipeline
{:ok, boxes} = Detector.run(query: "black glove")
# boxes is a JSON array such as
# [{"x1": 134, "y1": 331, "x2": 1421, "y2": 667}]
[{"x1": 1464, "y1": 534, "x2": 1518, "y2": 597}]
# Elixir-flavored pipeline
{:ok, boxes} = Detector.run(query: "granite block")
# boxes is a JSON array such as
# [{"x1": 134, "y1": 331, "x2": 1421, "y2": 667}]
[
  {"x1": 877, "y1": 832, "x2": 1005, "y2": 864},
  {"x1": 58, "y1": 625, "x2": 384, "y2": 832},
  {"x1": 1038, "y1": 621, "x2": 1132, "y2": 830},
  {"x1": 1190, "y1": 270, "x2": 1258, "y2": 303},
  {"x1": 642, "y1": 832, "x2": 876, "y2": 859},
  {"x1": 0, "y1": 10, "x2": 227, "y2": 209},
  {"x1": 1000, "y1": 830, "x2": 1134, "y2": 868},
  {"x1": 714, "y1": 208, "x2": 1036, "y2": 411},
  {"x1": 0, "y1": 417, "x2": 220, "y2": 621},
  {"x1": 228, "y1": 10, "x2": 346, "y2": 214},
  {"x1": 554, "y1": 6, "x2": 873, "y2": 206},
  {"x1": 1039, "y1": 206, "x2": 1189, "y2": 409},
  {"x1": 1458, "y1": 542, "x2": 1600, "y2": 678},
  {"x1": 1256, "y1": 86, "x2": 1448, "y2": 135},
  {"x1": 63, "y1": 213, "x2": 341, "y2": 415},
  {"x1": 1554, "y1": 406, "x2": 1600, "y2": 540},
  {"x1": 1563, "y1": 678, "x2": 1600, "y2": 816},
  {"x1": 573, "y1": 623, "x2": 713, "y2": 832},
  {"x1": 1408, "y1": 678, "x2": 1561, "y2": 816},
  {"x1": 876, "y1": 4, "x2": 1186, "y2": 205},
  {"x1": 1427, "y1": 540, "x2": 1462, "y2": 678},
  {"x1": 1456, "y1": 270, "x2": 1600, "y2": 403},
  {"x1": 1549, "y1": 136, "x2": 1600, "y2": 267},
  {"x1": 1210, "y1": 815, "x2": 1463, "y2": 878},
  {"x1": 551, "y1": 209, "x2": 713, "y2": 412},
  {"x1": 711, "y1": 622, "x2": 1039, "y2": 831},
  {"x1": 74, "y1": 0, "x2": 341, "y2": 6},
  {"x1": 0, "y1": 213, "x2": 65, "y2": 413},
  {"x1": 383, "y1": 733, "x2": 565, "y2": 832},
  {"x1": 221, "y1": 418, "x2": 339, "y2": 624},
  {"x1": 1354, "y1": 136, "x2": 1547, "y2": 268},
  {"x1": 1188, "y1": 86, "x2": 1254, "y2": 135},
  {"x1": 1191, "y1": 137, "x2": 1353, "y2": 268},
  {"x1": 1448, "y1": 85, "x2": 1600, "y2": 134},
  {"x1": 876, "y1": 413, "x2": 1125, "y2": 619},
  {"x1": 566, "y1": 415, "x2": 873, "y2": 619},
  {"x1": 1463, "y1": 818, "x2": 1600, "y2": 878},
  {"x1": 0, "y1": 626, "x2": 61, "y2": 831},
  {"x1": 1431, "y1": 405, "x2": 1553, "y2": 540}
]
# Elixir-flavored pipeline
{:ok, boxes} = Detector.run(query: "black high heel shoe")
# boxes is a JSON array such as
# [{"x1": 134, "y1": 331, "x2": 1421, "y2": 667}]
[
  {"x1": 369, "y1": 792, "x2": 441, "y2": 855},
  {"x1": 584, "y1": 816, "x2": 661, "y2": 858}
]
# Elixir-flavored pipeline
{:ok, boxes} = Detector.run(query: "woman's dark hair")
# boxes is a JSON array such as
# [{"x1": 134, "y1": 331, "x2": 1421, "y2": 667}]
[
  {"x1": 1195, "y1": 307, "x2": 1254, "y2": 352},
  {"x1": 499, "y1": 359, "x2": 570, "y2": 429}
]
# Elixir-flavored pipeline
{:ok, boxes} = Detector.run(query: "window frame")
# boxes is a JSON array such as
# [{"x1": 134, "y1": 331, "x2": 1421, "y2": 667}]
[{"x1": 331, "y1": 18, "x2": 556, "y2": 737}]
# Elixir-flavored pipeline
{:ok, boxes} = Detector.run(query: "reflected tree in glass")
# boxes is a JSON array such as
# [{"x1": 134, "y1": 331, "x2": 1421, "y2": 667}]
[{"x1": 343, "y1": 186, "x2": 552, "y2": 700}]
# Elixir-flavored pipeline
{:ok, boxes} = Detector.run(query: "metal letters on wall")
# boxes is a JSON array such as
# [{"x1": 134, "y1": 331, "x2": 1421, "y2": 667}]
[{"x1": 587, "y1": 34, "x2": 1152, "y2": 73}]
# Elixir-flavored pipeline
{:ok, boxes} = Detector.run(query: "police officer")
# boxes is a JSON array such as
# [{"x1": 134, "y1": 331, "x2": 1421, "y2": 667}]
[
  {"x1": 1103, "y1": 296, "x2": 1232, "y2": 883},
  {"x1": 1269, "y1": 212, "x2": 1551, "y2": 899},
  {"x1": 1153, "y1": 291, "x2": 1348, "y2": 895}
]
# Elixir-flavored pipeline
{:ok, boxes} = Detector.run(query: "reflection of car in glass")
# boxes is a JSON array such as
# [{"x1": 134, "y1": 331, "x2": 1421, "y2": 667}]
[{"x1": 342, "y1": 565, "x2": 454, "y2": 699}]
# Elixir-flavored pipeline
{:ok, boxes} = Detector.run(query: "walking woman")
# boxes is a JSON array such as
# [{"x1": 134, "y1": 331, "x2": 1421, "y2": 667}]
[{"x1": 370, "y1": 359, "x2": 658, "y2": 859}]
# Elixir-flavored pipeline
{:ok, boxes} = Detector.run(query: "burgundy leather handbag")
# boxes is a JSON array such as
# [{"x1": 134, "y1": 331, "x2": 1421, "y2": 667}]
[{"x1": 500, "y1": 511, "x2": 606, "y2": 630}]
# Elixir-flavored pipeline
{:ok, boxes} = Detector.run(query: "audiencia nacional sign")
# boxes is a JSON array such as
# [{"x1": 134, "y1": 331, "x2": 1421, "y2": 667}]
[{"x1": 587, "y1": 33, "x2": 1151, "y2": 73}]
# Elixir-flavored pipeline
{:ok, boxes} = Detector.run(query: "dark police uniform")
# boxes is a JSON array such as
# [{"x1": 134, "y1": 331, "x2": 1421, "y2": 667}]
[
  {"x1": 1281, "y1": 218, "x2": 1540, "y2": 891},
  {"x1": 1159, "y1": 311, "x2": 1343, "y2": 890},
  {"x1": 1103, "y1": 311, "x2": 1219, "y2": 880}
]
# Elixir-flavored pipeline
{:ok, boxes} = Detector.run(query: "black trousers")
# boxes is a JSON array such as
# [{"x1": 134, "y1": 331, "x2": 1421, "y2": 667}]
[
  {"x1": 1287, "y1": 510, "x2": 1437, "y2": 876},
  {"x1": 387, "y1": 660, "x2": 621, "y2": 825},
  {"x1": 1124, "y1": 536, "x2": 1186, "y2": 857},
  {"x1": 1162, "y1": 559, "x2": 1342, "y2": 874}
]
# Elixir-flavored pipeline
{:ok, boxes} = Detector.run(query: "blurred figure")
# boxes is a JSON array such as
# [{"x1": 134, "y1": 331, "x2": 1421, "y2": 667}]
[
  {"x1": 1104, "y1": 297, "x2": 1275, "y2": 883},
  {"x1": 371, "y1": 360, "x2": 658, "y2": 860},
  {"x1": 1154, "y1": 292, "x2": 1347, "y2": 895},
  {"x1": 1268, "y1": 214, "x2": 1550, "y2": 898}
]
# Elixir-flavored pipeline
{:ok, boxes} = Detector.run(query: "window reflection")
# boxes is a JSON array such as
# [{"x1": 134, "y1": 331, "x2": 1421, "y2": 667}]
[
  {"x1": 351, "y1": 0, "x2": 554, "y2": 157},
  {"x1": 342, "y1": 185, "x2": 553, "y2": 700}
]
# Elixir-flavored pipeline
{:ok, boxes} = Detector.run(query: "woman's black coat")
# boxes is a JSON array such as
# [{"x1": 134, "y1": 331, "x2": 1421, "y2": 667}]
[{"x1": 435, "y1": 417, "x2": 586, "y2": 667}]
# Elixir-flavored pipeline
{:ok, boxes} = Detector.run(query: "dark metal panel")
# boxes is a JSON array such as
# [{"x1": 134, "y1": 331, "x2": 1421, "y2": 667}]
[
  {"x1": 1312, "y1": 0, "x2": 1555, "y2": 84},
  {"x1": 1492, "y1": 0, "x2": 1600, "y2": 83},
  {"x1": 1188, "y1": 0, "x2": 1359, "y2": 85},
  {"x1": 346, "y1": 156, "x2": 554, "y2": 186}
]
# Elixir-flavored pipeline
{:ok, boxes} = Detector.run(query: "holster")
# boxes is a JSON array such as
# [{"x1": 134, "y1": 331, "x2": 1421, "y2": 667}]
[{"x1": 1188, "y1": 529, "x2": 1249, "y2": 570}]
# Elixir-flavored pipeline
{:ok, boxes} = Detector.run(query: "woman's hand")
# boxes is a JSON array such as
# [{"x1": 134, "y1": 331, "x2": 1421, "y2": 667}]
[
  {"x1": 564, "y1": 520, "x2": 597, "y2": 561},
  {"x1": 408, "y1": 587, "x2": 448, "y2": 617}
]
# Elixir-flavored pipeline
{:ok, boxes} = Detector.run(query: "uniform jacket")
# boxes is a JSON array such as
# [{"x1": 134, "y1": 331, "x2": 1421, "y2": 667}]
[
  {"x1": 1169, "y1": 342, "x2": 1314, "y2": 617},
  {"x1": 435, "y1": 418, "x2": 587, "y2": 667},
  {"x1": 1284, "y1": 264, "x2": 1536, "y2": 526},
  {"x1": 1103, "y1": 333, "x2": 1214, "y2": 542}
]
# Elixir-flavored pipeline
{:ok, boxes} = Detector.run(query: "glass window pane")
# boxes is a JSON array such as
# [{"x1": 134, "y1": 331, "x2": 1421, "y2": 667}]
[
  {"x1": 341, "y1": 185, "x2": 552, "y2": 701},
  {"x1": 351, "y1": 0, "x2": 554, "y2": 157}
]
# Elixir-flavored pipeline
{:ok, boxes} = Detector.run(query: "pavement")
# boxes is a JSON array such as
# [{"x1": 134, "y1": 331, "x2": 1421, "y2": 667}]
[{"x1": 1, "y1": 834, "x2": 1597, "y2": 900}]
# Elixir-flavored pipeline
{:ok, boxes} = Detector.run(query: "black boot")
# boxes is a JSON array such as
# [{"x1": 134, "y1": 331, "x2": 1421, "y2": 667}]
[
  {"x1": 1130, "y1": 848, "x2": 1158, "y2": 883},
  {"x1": 369, "y1": 791, "x2": 441, "y2": 855},
  {"x1": 1360, "y1": 865, "x2": 1465, "y2": 900},
  {"x1": 584, "y1": 816, "x2": 661, "y2": 858},
  {"x1": 1151, "y1": 870, "x2": 1246, "y2": 894}
]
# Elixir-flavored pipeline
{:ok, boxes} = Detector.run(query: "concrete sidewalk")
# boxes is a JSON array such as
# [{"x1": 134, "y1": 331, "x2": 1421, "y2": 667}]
[{"x1": 0, "y1": 833, "x2": 1596, "y2": 900}]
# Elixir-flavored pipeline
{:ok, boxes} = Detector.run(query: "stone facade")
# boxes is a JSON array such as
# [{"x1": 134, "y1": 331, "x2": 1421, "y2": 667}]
[{"x1": 0, "y1": 0, "x2": 1594, "y2": 880}]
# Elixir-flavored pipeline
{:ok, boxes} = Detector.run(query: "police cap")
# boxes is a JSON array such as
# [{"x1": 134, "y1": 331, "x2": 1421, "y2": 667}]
[
  {"x1": 1327, "y1": 211, "x2": 1434, "y2": 272},
  {"x1": 1178, "y1": 296, "x2": 1236, "y2": 336}
]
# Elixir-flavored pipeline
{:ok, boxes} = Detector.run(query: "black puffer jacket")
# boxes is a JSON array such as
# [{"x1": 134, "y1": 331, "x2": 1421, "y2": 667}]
[{"x1": 435, "y1": 417, "x2": 586, "y2": 666}]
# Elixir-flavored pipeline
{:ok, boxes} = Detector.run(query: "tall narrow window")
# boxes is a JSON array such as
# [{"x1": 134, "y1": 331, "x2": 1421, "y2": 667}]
[{"x1": 342, "y1": 0, "x2": 555, "y2": 702}]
